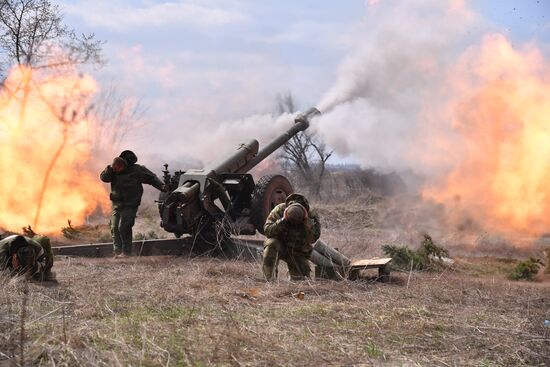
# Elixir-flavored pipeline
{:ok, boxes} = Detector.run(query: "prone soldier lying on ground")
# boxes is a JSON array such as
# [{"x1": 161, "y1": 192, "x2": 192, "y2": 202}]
[
  {"x1": 0, "y1": 234, "x2": 55, "y2": 281},
  {"x1": 262, "y1": 193, "x2": 321, "y2": 281}
]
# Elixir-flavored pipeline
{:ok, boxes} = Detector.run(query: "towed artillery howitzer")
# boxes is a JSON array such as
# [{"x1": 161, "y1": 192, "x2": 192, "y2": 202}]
[
  {"x1": 156, "y1": 107, "x2": 392, "y2": 280},
  {"x1": 158, "y1": 107, "x2": 321, "y2": 241}
]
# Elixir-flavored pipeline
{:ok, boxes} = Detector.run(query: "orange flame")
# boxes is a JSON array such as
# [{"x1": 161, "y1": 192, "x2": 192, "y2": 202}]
[
  {"x1": 0, "y1": 65, "x2": 109, "y2": 234},
  {"x1": 424, "y1": 34, "x2": 550, "y2": 237}
]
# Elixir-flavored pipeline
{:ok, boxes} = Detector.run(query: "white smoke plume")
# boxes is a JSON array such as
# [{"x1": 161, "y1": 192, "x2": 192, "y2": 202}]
[
  {"x1": 314, "y1": 0, "x2": 479, "y2": 174},
  {"x1": 139, "y1": 112, "x2": 298, "y2": 171}
]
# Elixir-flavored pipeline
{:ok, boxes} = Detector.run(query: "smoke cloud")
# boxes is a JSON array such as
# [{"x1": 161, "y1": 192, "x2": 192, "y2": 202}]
[
  {"x1": 137, "y1": 112, "x2": 298, "y2": 172},
  {"x1": 312, "y1": 0, "x2": 550, "y2": 248},
  {"x1": 315, "y1": 0, "x2": 479, "y2": 174}
]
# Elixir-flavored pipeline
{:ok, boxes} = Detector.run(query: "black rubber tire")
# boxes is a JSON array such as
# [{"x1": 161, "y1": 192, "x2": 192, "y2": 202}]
[{"x1": 250, "y1": 175, "x2": 293, "y2": 234}]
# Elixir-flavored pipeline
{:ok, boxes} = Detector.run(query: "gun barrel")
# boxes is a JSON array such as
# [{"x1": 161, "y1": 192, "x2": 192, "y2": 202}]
[
  {"x1": 207, "y1": 139, "x2": 260, "y2": 174},
  {"x1": 236, "y1": 107, "x2": 320, "y2": 173}
]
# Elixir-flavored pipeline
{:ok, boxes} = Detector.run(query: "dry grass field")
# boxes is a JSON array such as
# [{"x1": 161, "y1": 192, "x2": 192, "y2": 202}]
[
  {"x1": 1, "y1": 198, "x2": 550, "y2": 366},
  {"x1": 1, "y1": 256, "x2": 549, "y2": 366}
]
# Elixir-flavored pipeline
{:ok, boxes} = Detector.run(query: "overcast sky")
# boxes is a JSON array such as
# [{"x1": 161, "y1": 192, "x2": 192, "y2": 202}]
[{"x1": 58, "y1": 0, "x2": 550, "y2": 167}]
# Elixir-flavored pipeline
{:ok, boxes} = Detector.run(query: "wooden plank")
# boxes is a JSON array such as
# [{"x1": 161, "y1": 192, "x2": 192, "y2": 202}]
[{"x1": 350, "y1": 258, "x2": 392, "y2": 269}]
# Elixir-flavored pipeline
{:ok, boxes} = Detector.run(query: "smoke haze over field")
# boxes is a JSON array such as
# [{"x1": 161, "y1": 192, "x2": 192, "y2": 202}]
[{"x1": 312, "y1": 1, "x2": 550, "y2": 241}]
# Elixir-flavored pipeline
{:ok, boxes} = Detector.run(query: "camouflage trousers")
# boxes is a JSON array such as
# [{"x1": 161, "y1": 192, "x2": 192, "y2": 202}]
[
  {"x1": 262, "y1": 238, "x2": 311, "y2": 281},
  {"x1": 110, "y1": 206, "x2": 138, "y2": 255},
  {"x1": 32, "y1": 235, "x2": 55, "y2": 280}
]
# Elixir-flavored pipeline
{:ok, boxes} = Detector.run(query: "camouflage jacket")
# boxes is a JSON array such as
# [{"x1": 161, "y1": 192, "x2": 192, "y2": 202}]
[
  {"x1": 264, "y1": 194, "x2": 321, "y2": 253},
  {"x1": 0, "y1": 235, "x2": 50, "y2": 278},
  {"x1": 100, "y1": 163, "x2": 164, "y2": 208}
]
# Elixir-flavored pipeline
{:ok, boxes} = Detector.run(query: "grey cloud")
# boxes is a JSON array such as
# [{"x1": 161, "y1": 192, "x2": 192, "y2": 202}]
[{"x1": 62, "y1": 0, "x2": 247, "y2": 31}]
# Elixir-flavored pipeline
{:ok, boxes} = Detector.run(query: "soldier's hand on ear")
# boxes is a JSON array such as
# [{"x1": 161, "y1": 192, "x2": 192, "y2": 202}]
[{"x1": 112, "y1": 157, "x2": 127, "y2": 173}]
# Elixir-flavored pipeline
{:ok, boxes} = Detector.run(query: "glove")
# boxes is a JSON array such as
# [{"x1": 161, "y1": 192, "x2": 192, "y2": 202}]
[
  {"x1": 284, "y1": 204, "x2": 307, "y2": 225},
  {"x1": 112, "y1": 157, "x2": 127, "y2": 173}
]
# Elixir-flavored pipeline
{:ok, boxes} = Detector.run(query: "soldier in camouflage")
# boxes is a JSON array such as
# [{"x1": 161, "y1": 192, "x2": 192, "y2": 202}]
[
  {"x1": 262, "y1": 193, "x2": 321, "y2": 281},
  {"x1": 0, "y1": 234, "x2": 55, "y2": 281},
  {"x1": 100, "y1": 150, "x2": 167, "y2": 257}
]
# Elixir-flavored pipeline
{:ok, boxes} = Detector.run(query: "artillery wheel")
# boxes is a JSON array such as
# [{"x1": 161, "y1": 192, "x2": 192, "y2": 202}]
[{"x1": 250, "y1": 175, "x2": 293, "y2": 234}]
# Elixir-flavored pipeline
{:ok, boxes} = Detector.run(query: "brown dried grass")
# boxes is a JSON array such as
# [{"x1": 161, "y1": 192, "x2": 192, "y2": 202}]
[{"x1": 1, "y1": 255, "x2": 549, "y2": 366}]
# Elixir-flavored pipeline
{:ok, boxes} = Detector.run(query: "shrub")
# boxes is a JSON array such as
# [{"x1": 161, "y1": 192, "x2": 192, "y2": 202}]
[
  {"x1": 544, "y1": 248, "x2": 550, "y2": 274},
  {"x1": 134, "y1": 232, "x2": 146, "y2": 240},
  {"x1": 61, "y1": 220, "x2": 80, "y2": 239},
  {"x1": 382, "y1": 244, "x2": 425, "y2": 270},
  {"x1": 419, "y1": 234, "x2": 449, "y2": 260},
  {"x1": 382, "y1": 234, "x2": 450, "y2": 271},
  {"x1": 509, "y1": 258, "x2": 542, "y2": 281}
]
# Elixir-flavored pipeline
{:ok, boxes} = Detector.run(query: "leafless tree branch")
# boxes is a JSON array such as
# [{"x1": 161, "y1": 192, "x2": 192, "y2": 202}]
[
  {"x1": 0, "y1": 0, "x2": 104, "y2": 79},
  {"x1": 276, "y1": 92, "x2": 332, "y2": 198}
]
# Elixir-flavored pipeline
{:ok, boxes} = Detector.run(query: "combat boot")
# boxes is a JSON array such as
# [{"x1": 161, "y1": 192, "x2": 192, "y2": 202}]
[{"x1": 44, "y1": 271, "x2": 57, "y2": 282}]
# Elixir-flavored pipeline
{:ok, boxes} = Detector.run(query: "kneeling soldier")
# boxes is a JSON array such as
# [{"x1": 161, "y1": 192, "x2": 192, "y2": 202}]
[
  {"x1": 0, "y1": 234, "x2": 55, "y2": 281},
  {"x1": 262, "y1": 193, "x2": 321, "y2": 281}
]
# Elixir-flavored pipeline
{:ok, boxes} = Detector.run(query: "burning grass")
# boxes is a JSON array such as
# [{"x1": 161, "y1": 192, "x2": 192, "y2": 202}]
[{"x1": 1, "y1": 256, "x2": 549, "y2": 366}]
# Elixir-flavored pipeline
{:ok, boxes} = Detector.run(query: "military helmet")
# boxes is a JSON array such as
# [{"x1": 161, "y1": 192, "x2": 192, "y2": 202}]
[
  {"x1": 15, "y1": 246, "x2": 35, "y2": 271},
  {"x1": 119, "y1": 150, "x2": 138, "y2": 165},
  {"x1": 285, "y1": 193, "x2": 310, "y2": 212},
  {"x1": 8, "y1": 235, "x2": 28, "y2": 256},
  {"x1": 286, "y1": 203, "x2": 306, "y2": 225}
]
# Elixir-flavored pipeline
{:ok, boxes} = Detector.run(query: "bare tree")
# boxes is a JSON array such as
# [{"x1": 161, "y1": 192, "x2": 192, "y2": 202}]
[
  {"x1": 276, "y1": 92, "x2": 333, "y2": 198},
  {"x1": 88, "y1": 81, "x2": 147, "y2": 160},
  {"x1": 0, "y1": 0, "x2": 103, "y2": 122},
  {"x1": 0, "y1": 0, "x2": 103, "y2": 72}
]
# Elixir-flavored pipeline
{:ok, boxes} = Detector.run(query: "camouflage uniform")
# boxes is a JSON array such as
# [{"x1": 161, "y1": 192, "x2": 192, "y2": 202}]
[
  {"x1": 263, "y1": 194, "x2": 321, "y2": 280},
  {"x1": 100, "y1": 151, "x2": 164, "y2": 255},
  {"x1": 0, "y1": 235, "x2": 54, "y2": 281}
]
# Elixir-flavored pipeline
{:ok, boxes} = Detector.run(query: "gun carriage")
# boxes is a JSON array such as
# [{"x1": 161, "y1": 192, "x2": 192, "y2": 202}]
[{"x1": 158, "y1": 108, "x2": 321, "y2": 241}]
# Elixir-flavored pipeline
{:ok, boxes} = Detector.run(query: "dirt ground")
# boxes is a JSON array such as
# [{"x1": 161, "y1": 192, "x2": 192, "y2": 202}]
[
  {"x1": 1, "y1": 255, "x2": 549, "y2": 366},
  {"x1": 2, "y1": 197, "x2": 550, "y2": 366}
]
